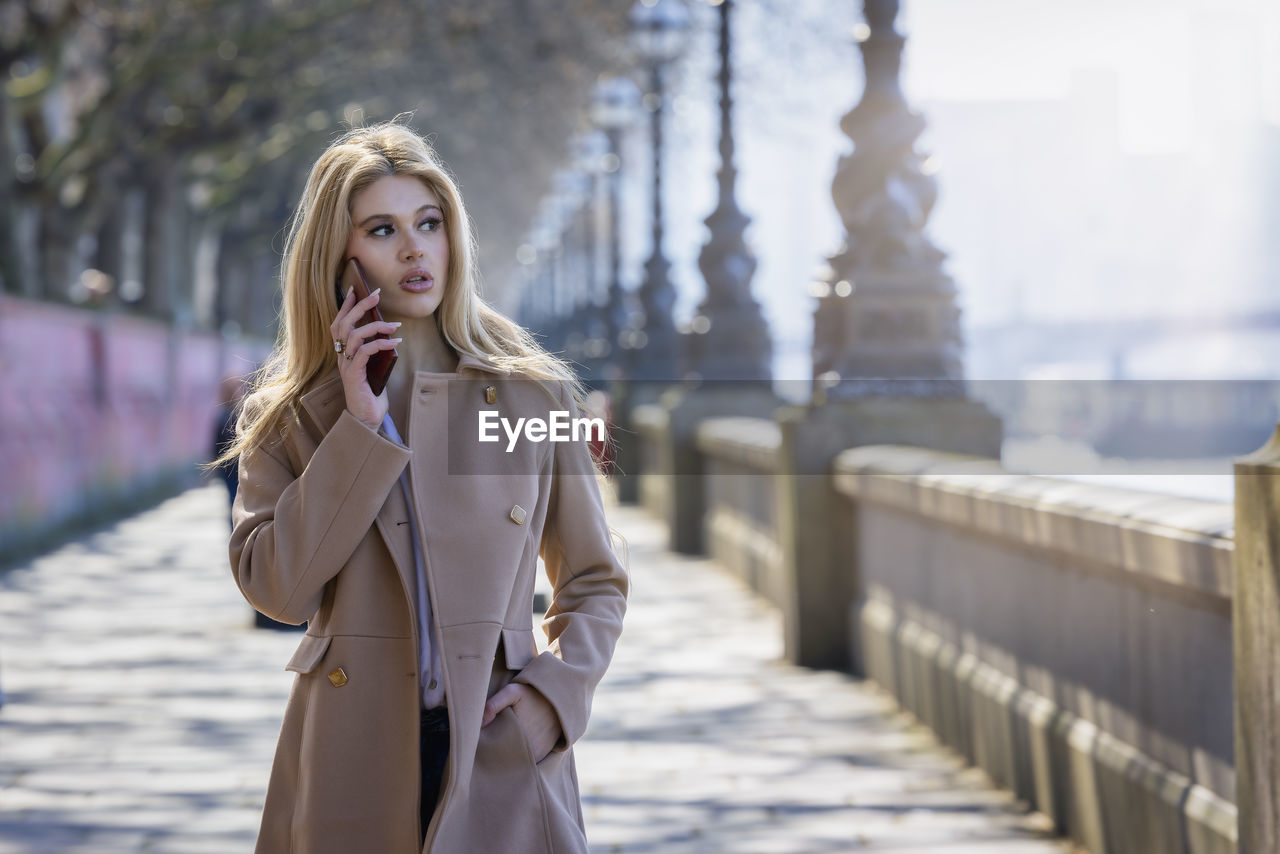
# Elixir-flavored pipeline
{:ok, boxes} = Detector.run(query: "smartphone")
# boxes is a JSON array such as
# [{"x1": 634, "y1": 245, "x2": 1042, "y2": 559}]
[{"x1": 337, "y1": 257, "x2": 398, "y2": 396}]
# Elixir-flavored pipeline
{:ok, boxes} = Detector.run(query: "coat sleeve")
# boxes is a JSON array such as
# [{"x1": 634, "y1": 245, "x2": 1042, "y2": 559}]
[
  {"x1": 514, "y1": 381, "x2": 629, "y2": 750},
  {"x1": 229, "y1": 401, "x2": 411, "y2": 625}
]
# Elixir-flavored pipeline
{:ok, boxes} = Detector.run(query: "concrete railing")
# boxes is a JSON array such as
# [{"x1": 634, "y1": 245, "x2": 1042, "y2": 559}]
[
  {"x1": 684, "y1": 418, "x2": 1238, "y2": 854},
  {"x1": 625, "y1": 386, "x2": 784, "y2": 557},
  {"x1": 633, "y1": 403, "x2": 671, "y2": 522},
  {"x1": 1232, "y1": 428, "x2": 1280, "y2": 854},
  {"x1": 697, "y1": 417, "x2": 784, "y2": 610},
  {"x1": 835, "y1": 446, "x2": 1235, "y2": 854}
]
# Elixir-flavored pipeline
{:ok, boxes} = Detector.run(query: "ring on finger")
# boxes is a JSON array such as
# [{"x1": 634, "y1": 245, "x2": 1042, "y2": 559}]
[
  {"x1": 344, "y1": 350, "x2": 355, "y2": 361},
  {"x1": 333, "y1": 339, "x2": 345, "y2": 354}
]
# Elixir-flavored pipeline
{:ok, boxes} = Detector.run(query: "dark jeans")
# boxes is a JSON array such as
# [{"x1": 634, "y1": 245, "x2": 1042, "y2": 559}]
[{"x1": 420, "y1": 705, "x2": 450, "y2": 841}]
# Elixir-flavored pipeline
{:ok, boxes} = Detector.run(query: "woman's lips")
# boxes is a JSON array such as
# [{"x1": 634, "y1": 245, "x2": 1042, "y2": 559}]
[{"x1": 399, "y1": 275, "x2": 435, "y2": 293}]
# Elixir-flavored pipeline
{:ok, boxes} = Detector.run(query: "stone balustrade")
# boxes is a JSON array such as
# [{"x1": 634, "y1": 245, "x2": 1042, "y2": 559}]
[
  {"x1": 633, "y1": 401, "x2": 672, "y2": 522},
  {"x1": 835, "y1": 445, "x2": 1235, "y2": 854},
  {"x1": 697, "y1": 417, "x2": 783, "y2": 610},
  {"x1": 679, "y1": 413, "x2": 1240, "y2": 854}
]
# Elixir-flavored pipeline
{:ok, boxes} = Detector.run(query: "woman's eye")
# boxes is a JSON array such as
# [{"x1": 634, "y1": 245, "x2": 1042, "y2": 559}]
[{"x1": 367, "y1": 217, "x2": 441, "y2": 237}]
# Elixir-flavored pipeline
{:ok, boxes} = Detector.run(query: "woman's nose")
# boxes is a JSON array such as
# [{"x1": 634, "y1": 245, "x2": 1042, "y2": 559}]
[{"x1": 401, "y1": 231, "x2": 428, "y2": 260}]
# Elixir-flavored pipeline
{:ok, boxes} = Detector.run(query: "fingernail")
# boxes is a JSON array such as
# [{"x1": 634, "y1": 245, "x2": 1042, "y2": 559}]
[
  {"x1": 373, "y1": 287, "x2": 381, "y2": 295},
  {"x1": 389, "y1": 337, "x2": 403, "y2": 343},
  {"x1": 346, "y1": 287, "x2": 353, "y2": 298},
  {"x1": 390, "y1": 321, "x2": 402, "y2": 327}
]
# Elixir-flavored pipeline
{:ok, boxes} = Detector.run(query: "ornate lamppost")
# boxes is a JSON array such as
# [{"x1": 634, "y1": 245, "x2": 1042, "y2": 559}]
[
  {"x1": 514, "y1": 248, "x2": 533, "y2": 327},
  {"x1": 771, "y1": 0, "x2": 1001, "y2": 672},
  {"x1": 552, "y1": 168, "x2": 590, "y2": 359},
  {"x1": 629, "y1": 0, "x2": 691, "y2": 384},
  {"x1": 688, "y1": 0, "x2": 771, "y2": 383},
  {"x1": 571, "y1": 130, "x2": 615, "y2": 383},
  {"x1": 591, "y1": 77, "x2": 642, "y2": 379},
  {"x1": 812, "y1": 0, "x2": 964, "y2": 400},
  {"x1": 529, "y1": 199, "x2": 562, "y2": 347}
]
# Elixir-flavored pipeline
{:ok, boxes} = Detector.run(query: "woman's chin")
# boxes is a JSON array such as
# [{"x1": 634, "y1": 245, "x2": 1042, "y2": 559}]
[{"x1": 382, "y1": 299, "x2": 442, "y2": 323}]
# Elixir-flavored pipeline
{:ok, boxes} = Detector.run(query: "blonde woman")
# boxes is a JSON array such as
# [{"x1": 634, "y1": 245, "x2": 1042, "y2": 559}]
[{"x1": 218, "y1": 118, "x2": 628, "y2": 853}]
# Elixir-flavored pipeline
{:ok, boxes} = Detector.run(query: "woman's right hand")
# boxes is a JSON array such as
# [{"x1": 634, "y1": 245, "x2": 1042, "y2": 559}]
[{"x1": 330, "y1": 286, "x2": 402, "y2": 430}]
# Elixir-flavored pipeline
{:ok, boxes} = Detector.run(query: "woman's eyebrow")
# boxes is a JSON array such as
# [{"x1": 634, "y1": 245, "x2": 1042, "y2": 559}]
[{"x1": 356, "y1": 204, "x2": 442, "y2": 227}]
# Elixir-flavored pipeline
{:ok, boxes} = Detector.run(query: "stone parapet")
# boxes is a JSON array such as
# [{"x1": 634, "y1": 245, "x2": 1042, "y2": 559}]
[
  {"x1": 833, "y1": 445, "x2": 1233, "y2": 604},
  {"x1": 632, "y1": 387, "x2": 782, "y2": 555},
  {"x1": 698, "y1": 416, "x2": 782, "y2": 609},
  {"x1": 632, "y1": 402, "x2": 671, "y2": 521},
  {"x1": 1232, "y1": 426, "x2": 1280, "y2": 853},
  {"x1": 696, "y1": 416, "x2": 781, "y2": 471},
  {"x1": 835, "y1": 444, "x2": 1236, "y2": 854}
]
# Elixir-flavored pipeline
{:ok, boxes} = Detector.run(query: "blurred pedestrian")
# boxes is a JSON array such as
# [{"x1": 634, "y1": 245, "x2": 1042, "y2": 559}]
[
  {"x1": 212, "y1": 117, "x2": 628, "y2": 853},
  {"x1": 582, "y1": 388, "x2": 616, "y2": 474},
  {"x1": 211, "y1": 371, "x2": 302, "y2": 632},
  {"x1": 211, "y1": 373, "x2": 246, "y2": 521}
]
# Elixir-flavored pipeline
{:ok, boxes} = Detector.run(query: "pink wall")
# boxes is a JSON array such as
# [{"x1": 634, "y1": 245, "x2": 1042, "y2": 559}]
[{"x1": 0, "y1": 295, "x2": 268, "y2": 559}]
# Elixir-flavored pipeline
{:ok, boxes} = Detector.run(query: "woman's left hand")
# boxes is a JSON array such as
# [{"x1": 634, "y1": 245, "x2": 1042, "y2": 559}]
[{"x1": 482, "y1": 683, "x2": 562, "y2": 763}]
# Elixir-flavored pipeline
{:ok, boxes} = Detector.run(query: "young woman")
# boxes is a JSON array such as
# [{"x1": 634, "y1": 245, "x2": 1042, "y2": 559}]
[{"x1": 218, "y1": 118, "x2": 628, "y2": 853}]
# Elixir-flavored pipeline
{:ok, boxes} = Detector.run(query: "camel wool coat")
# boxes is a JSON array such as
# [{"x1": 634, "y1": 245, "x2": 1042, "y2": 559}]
[{"x1": 229, "y1": 352, "x2": 628, "y2": 853}]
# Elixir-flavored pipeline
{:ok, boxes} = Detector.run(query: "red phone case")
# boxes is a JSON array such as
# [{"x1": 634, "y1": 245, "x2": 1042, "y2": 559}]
[{"x1": 339, "y1": 257, "x2": 398, "y2": 396}]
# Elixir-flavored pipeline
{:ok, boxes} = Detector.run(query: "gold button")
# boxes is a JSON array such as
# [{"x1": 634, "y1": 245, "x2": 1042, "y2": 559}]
[
  {"x1": 327, "y1": 667, "x2": 349, "y2": 687},
  {"x1": 509, "y1": 504, "x2": 526, "y2": 525},
  {"x1": 484, "y1": 385, "x2": 497, "y2": 404}
]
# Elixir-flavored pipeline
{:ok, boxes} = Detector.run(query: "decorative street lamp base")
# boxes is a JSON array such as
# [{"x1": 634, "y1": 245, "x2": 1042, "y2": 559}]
[{"x1": 687, "y1": 306, "x2": 772, "y2": 383}]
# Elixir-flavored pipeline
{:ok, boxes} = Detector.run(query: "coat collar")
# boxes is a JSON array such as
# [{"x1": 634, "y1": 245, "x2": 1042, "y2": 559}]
[
  {"x1": 454, "y1": 351, "x2": 511, "y2": 377},
  {"x1": 298, "y1": 350, "x2": 509, "y2": 437}
]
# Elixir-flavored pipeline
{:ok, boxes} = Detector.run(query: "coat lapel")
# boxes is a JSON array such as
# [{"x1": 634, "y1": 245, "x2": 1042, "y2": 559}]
[
  {"x1": 299, "y1": 372, "x2": 418, "y2": 615},
  {"x1": 372, "y1": 485, "x2": 418, "y2": 613},
  {"x1": 295, "y1": 352, "x2": 509, "y2": 629},
  {"x1": 298, "y1": 371, "x2": 346, "y2": 438},
  {"x1": 455, "y1": 351, "x2": 511, "y2": 376},
  {"x1": 296, "y1": 351, "x2": 510, "y2": 432}
]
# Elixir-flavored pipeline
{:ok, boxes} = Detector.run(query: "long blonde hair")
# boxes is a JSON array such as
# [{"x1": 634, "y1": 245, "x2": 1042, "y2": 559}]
[{"x1": 213, "y1": 116, "x2": 587, "y2": 468}]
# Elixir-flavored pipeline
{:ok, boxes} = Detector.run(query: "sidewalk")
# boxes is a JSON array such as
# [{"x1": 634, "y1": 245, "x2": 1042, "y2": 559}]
[{"x1": 0, "y1": 483, "x2": 1076, "y2": 853}]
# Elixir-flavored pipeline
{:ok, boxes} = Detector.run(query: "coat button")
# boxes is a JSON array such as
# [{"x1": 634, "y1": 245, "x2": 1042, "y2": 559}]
[
  {"x1": 328, "y1": 667, "x2": 349, "y2": 687},
  {"x1": 485, "y1": 385, "x2": 497, "y2": 404},
  {"x1": 509, "y1": 504, "x2": 526, "y2": 525}
]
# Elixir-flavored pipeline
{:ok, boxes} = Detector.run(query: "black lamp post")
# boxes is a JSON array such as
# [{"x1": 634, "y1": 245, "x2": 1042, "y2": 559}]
[
  {"x1": 530, "y1": 199, "x2": 562, "y2": 345},
  {"x1": 688, "y1": 0, "x2": 772, "y2": 383},
  {"x1": 629, "y1": 0, "x2": 691, "y2": 384},
  {"x1": 590, "y1": 76, "x2": 642, "y2": 380},
  {"x1": 812, "y1": 0, "x2": 964, "y2": 400},
  {"x1": 552, "y1": 168, "x2": 590, "y2": 358},
  {"x1": 570, "y1": 130, "x2": 614, "y2": 381}
]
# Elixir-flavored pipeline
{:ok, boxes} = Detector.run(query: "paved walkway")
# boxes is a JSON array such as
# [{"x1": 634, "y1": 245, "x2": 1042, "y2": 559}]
[{"x1": 0, "y1": 483, "x2": 1077, "y2": 853}]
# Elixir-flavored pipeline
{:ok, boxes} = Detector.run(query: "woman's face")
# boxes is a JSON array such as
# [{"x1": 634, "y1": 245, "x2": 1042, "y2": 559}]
[{"x1": 343, "y1": 174, "x2": 450, "y2": 322}]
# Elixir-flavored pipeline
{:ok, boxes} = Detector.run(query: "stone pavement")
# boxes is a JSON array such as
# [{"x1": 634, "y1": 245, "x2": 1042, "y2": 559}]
[{"x1": 0, "y1": 483, "x2": 1078, "y2": 853}]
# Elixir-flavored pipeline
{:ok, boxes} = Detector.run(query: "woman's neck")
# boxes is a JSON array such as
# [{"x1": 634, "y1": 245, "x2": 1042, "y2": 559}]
[
  {"x1": 382, "y1": 314, "x2": 457, "y2": 433},
  {"x1": 389, "y1": 314, "x2": 457, "y2": 375}
]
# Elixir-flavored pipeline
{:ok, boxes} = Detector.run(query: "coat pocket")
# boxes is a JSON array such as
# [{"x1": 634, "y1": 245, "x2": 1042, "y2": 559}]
[
  {"x1": 284, "y1": 633, "x2": 332, "y2": 674},
  {"x1": 466, "y1": 706, "x2": 552, "y2": 854},
  {"x1": 501, "y1": 627, "x2": 537, "y2": 671}
]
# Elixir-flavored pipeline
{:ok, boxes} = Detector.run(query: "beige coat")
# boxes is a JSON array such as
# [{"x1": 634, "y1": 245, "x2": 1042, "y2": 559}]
[{"x1": 229, "y1": 353, "x2": 628, "y2": 853}]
